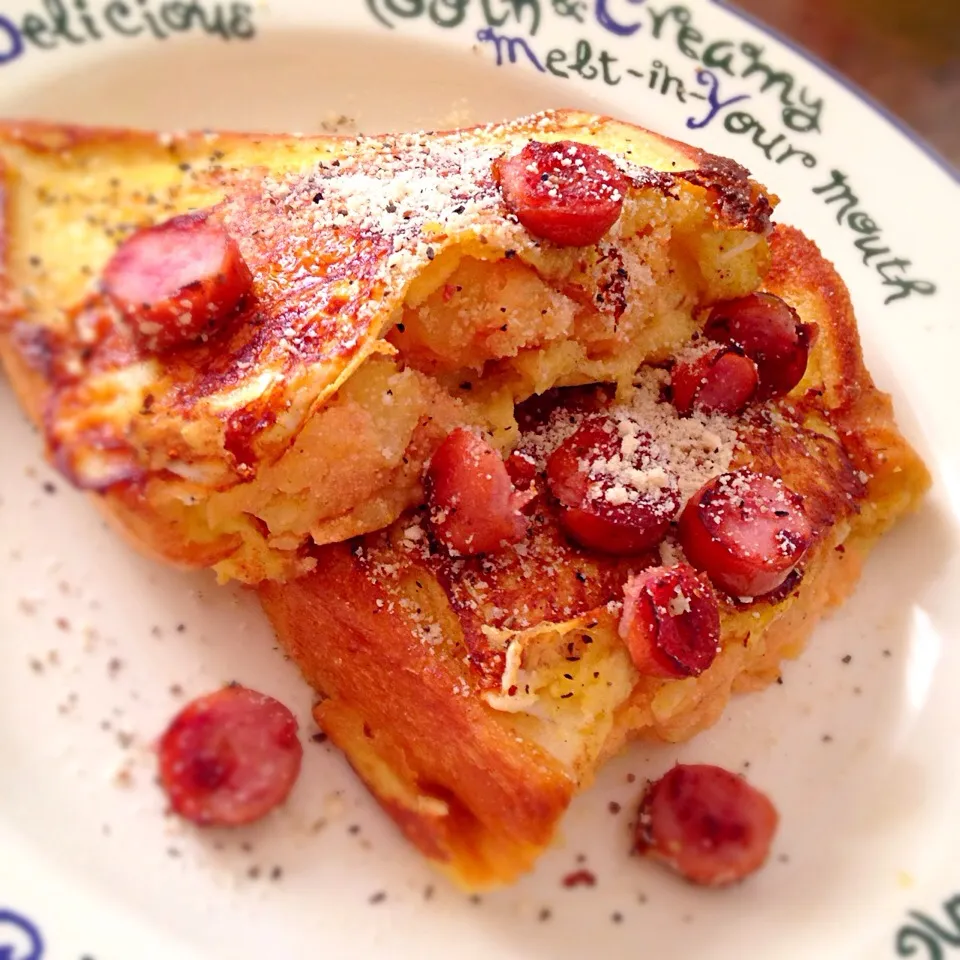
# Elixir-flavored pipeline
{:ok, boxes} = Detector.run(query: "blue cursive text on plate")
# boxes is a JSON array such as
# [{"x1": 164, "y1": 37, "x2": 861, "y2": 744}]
[
  {"x1": 366, "y1": 0, "x2": 939, "y2": 305},
  {"x1": 0, "y1": 0, "x2": 255, "y2": 69},
  {"x1": 0, "y1": 909, "x2": 44, "y2": 960}
]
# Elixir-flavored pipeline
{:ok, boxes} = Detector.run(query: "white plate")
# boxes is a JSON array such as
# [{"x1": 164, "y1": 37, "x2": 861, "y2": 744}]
[{"x1": 1, "y1": 3, "x2": 958, "y2": 958}]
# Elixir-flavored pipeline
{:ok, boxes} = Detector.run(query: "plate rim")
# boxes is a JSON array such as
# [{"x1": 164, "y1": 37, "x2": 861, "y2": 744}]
[{"x1": 710, "y1": 0, "x2": 958, "y2": 182}]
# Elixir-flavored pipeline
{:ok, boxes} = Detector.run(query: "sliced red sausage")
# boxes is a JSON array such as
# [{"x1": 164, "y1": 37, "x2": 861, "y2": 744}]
[
  {"x1": 703, "y1": 293, "x2": 816, "y2": 401},
  {"x1": 671, "y1": 344, "x2": 759, "y2": 416},
  {"x1": 546, "y1": 416, "x2": 680, "y2": 555},
  {"x1": 158, "y1": 684, "x2": 302, "y2": 827},
  {"x1": 494, "y1": 140, "x2": 628, "y2": 247},
  {"x1": 635, "y1": 763, "x2": 779, "y2": 886},
  {"x1": 426, "y1": 428, "x2": 533, "y2": 555},
  {"x1": 504, "y1": 449, "x2": 539, "y2": 490},
  {"x1": 103, "y1": 212, "x2": 252, "y2": 353},
  {"x1": 678, "y1": 469, "x2": 813, "y2": 598},
  {"x1": 620, "y1": 564, "x2": 720, "y2": 679}
]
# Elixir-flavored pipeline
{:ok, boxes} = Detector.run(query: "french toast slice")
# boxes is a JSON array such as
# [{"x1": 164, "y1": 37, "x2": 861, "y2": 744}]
[
  {"x1": 0, "y1": 111, "x2": 773, "y2": 583},
  {"x1": 259, "y1": 226, "x2": 929, "y2": 889}
]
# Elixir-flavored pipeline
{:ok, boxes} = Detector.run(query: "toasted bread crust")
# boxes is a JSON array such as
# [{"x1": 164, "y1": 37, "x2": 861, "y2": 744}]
[
  {"x1": 259, "y1": 543, "x2": 575, "y2": 888},
  {"x1": 763, "y1": 225, "x2": 930, "y2": 526},
  {"x1": 0, "y1": 112, "x2": 774, "y2": 231}
]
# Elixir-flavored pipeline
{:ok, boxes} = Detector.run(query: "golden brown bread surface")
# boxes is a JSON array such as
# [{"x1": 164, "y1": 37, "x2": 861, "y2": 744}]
[
  {"x1": 0, "y1": 110, "x2": 774, "y2": 583},
  {"x1": 0, "y1": 110, "x2": 929, "y2": 889},
  {"x1": 259, "y1": 226, "x2": 930, "y2": 889}
]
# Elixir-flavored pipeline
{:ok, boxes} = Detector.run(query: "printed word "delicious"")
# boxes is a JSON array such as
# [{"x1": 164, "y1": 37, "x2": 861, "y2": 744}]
[{"x1": 0, "y1": 0, "x2": 255, "y2": 66}]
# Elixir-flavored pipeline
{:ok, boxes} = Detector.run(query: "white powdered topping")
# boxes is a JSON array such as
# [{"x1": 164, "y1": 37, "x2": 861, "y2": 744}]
[
  {"x1": 263, "y1": 133, "x2": 508, "y2": 276},
  {"x1": 658, "y1": 537, "x2": 687, "y2": 567},
  {"x1": 516, "y1": 406, "x2": 584, "y2": 469},
  {"x1": 518, "y1": 369, "x2": 737, "y2": 520},
  {"x1": 667, "y1": 588, "x2": 692, "y2": 616},
  {"x1": 254, "y1": 120, "x2": 676, "y2": 295},
  {"x1": 402, "y1": 521, "x2": 426, "y2": 544},
  {"x1": 672, "y1": 335, "x2": 722, "y2": 366},
  {"x1": 606, "y1": 369, "x2": 737, "y2": 506}
]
